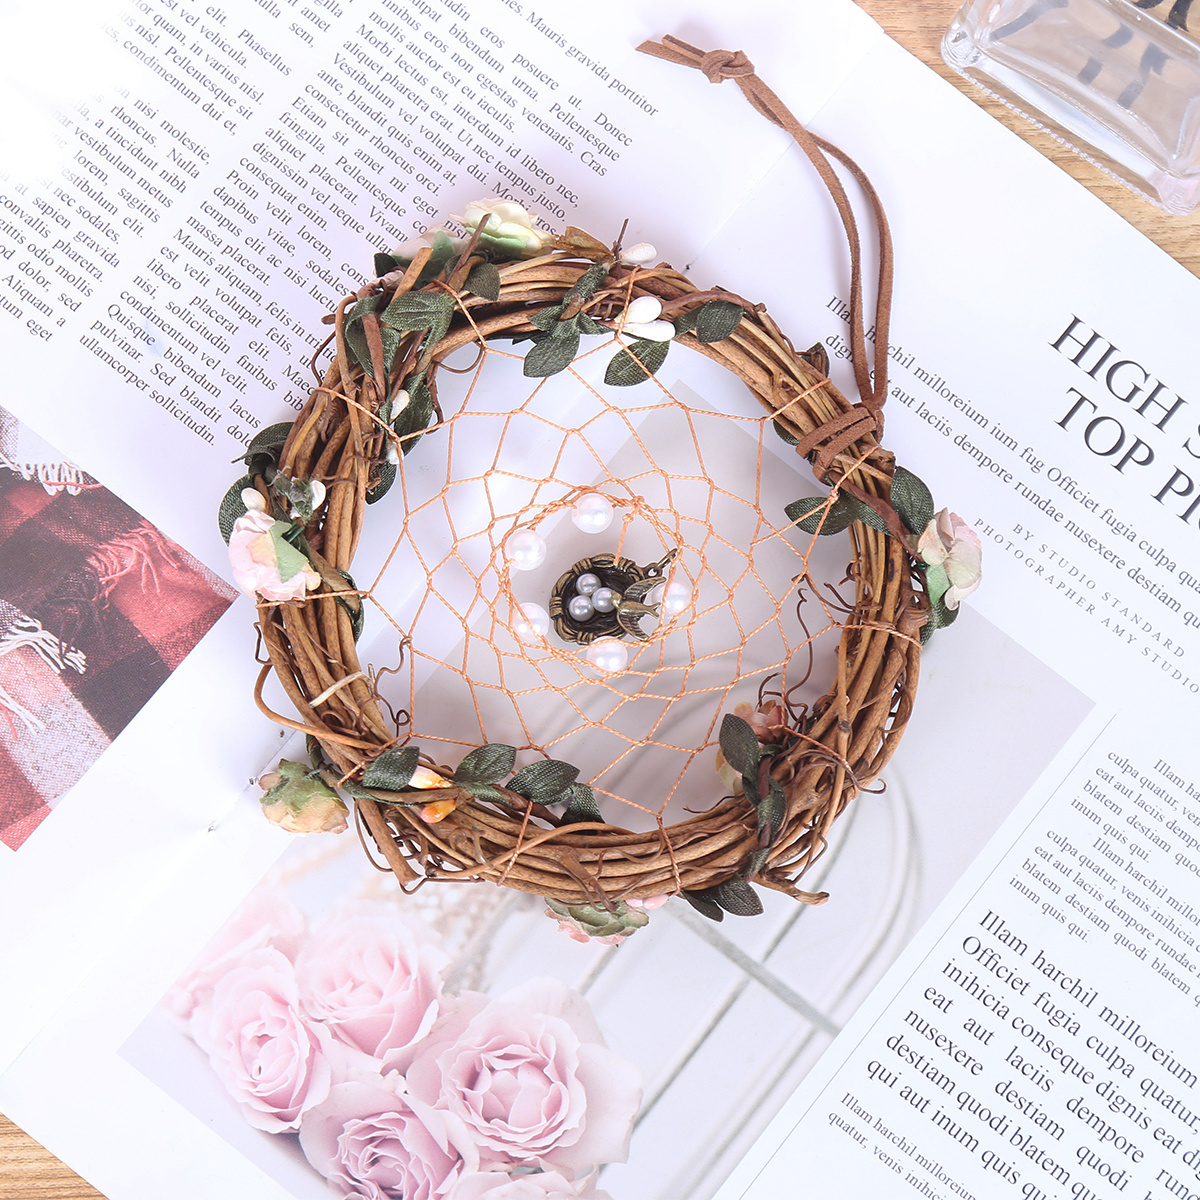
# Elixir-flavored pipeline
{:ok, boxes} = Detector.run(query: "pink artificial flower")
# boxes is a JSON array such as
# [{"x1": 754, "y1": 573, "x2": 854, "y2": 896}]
[
  {"x1": 625, "y1": 895, "x2": 669, "y2": 911},
  {"x1": 295, "y1": 909, "x2": 448, "y2": 1074},
  {"x1": 193, "y1": 946, "x2": 334, "y2": 1132},
  {"x1": 163, "y1": 886, "x2": 307, "y2": 1033},
  {"x1": 732, "y1": 700, "x2": 786, "y2": 744},
  {"x1": 228, "y1": 508, "x2": 320, "y2": 602},
  {"x1": 299, "y1": 1081, "x2": 479, "y2": 1200},
  {"x1": 912, "y1": 509, "x2": 983, "y2": 610},
  {"x1": 406, "y1": 979, "x2": 641, "y2": 1174},
  {"x1": 449, "y1": 1169, "x2": 612, "y2": 1199}
]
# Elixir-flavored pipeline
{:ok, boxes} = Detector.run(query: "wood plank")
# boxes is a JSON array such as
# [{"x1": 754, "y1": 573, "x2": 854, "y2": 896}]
[{"x1": 0, "y1": 1114, "x2": 105, "y2": 1199}]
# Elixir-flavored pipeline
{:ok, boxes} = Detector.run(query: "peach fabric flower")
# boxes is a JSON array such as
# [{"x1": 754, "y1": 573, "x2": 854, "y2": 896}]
[
  {"x1": 912, "y1": 509, "x2": 982, "y2": 610},
  {"x1": 228, "y1": 509, "x2": 320, "y2": 602}
]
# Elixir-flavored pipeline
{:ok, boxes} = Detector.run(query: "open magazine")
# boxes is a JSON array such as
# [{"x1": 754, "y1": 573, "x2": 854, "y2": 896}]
[{"x1": 2, "y1": 1, "x2": 1198, "y2": 1198}]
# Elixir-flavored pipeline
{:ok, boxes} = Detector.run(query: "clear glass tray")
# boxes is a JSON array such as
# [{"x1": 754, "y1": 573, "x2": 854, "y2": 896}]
[{"x1": 944, "y1": 0, "x2": 1200, "y2": 213}]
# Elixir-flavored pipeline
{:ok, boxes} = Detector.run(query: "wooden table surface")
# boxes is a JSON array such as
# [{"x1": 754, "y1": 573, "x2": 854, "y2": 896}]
[{"x1": 3, "y1": 2, "x2": 1198, "y2": 1196}]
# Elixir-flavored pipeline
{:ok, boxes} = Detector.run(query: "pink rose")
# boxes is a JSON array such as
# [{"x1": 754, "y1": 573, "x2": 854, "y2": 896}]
[
  {"x1": 228, "y1": 508, "x2": 320, "y2": 602},
  {"x1": 194, "y1": 946, "x2": 334, "y2": 1132},
  {"x1": 406, "y1": 979, "x2": 641, "y2": 1173},
  {"x1": 299, "y1": 1081, "x2": 480, "y2": 1200},
  {"x1": 911, "y1": 509, "x2": 982, "y2": 610},
  {"x1": 450, "y1": 1169, "x2": 611, "y2": 1199},
  {"x1": 295, "y1": 910, "x2": 448, "y2": 1073},
  {"x1": 164, "y1": 886, "x2": 306, "y2": 1033}
]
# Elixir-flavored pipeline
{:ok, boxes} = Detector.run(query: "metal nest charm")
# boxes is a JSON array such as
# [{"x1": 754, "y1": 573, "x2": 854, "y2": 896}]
[{"x1": 549, "y1": 550, "x2": 677, "y2": 644}]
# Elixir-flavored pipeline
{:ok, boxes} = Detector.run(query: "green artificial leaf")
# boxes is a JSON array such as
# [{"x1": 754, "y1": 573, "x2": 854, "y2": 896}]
[
  {"x1": 740, "y1": 764, "x2": 761, "y2": 808},
  {"x1": 465, "y1": 261, "x2": 501, "y2": 301},
  {"x1": 454, "y1": 743, "x2": 517, "y2": 785},
  {"x1": 343, "y1": 294, "x2": 383, "y2": 373},
  {"x1": 719, "y1": 713, "x2": 761, "y2": 777},
  {"x1": 549, "y1": 315, "x2": 583, "y2": 339},
  {"x1": 773, "y1": 420, "x2": 800, "y2": 447},
  {"x1": 682, "y1": 889, "x2": 725, "y2": 922},
  {"x1": 695, "y1": 299, "x2": 745, "y2": 343},
  {"x1": 508, "y1": 759, "x2": 580, "y2": 801},
  {"x1": 575, "y1": 312, "x2": 608, "y2": 336},
  {"x1": 362, "y1": 746, "x2": 421, "y2": 791},
  {"x1": 335, "y1": 568, "x2": 363, "y2": 642},
  {"x1": 563, "y1": 260, "x2": 611, "y2": 306},
  {"x1": 843, "y1": 493, "x2": 892, "y2": 535},
  {"x1": 393, "y1": 380, "x2": 434, "y2": 454},
  {"x1": 801, "y1": 342, "x2": 830, "y2": 376},
  {"x1": 784, "y1": 494, "x2": 857, "y2": 536},
  {"x1": 381, "y1": 289, "x2": 455, "y2": 334},
  {"x1": 529, "y1": 302, "x2": 567, "y2": 332},
  {"x1": 242, "y1": 422, "x2": 293, "y2": 469},
  {"x1": 672, "y1": 307, "x2": 699, "y2": 336},
  {"x1": 890, "y1": 466, "x2": 935, "y2": 536},
  {"x1": 459, "y1": 781, "x2": 509, "y2": 805},
  {"x1": 367, "y1": 460, "x2": 396, "y2": 504},
  {"x1": 712, "y1": 876, "x2": 764, "y2": 916},
  {"x1": 745, "y1": 846, "x2": 770, "y2": 876},
  {"x1": 340, "y1": 778, "x2": 374, "y2": 800},
  {"x1": 374, "y1": 251, "x2": 401, "y2": 277},
  {"x1": 921, "y1": 593, "x2": 960, "y2": 644},
  {"x1": 758, "y1": 780, "x2": 787, "y2": 839},
  {"x1": 523, "y1": 327, "x2": 580, "y2": 377},
  {"x1": 268, "y1": 521, "x2": 313, "y2": 582},
  {"x1": 560, "y1": 783, "x2": 604, "y2": 825},
  {"x1": 218, "y1": 474, "x2": 255, "y2": 544},
  {"x1": 604, "y1": 338, "x2": 669, "y2": 386}
]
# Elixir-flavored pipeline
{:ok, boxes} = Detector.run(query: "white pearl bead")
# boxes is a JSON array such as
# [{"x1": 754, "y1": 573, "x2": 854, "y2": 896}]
[
  {"x1": 591, "y1": 587, "x2": 617, "y2": 613},
  {"x1": 504, "y1": 528, "x2": 547, "y2": 571},
  {"x1": 575, "y1": 572, "x2": 601, "y2": 596},
  {"x1": 571, "y1": 492, "x2": 613, "y2": 534},
  {"x1": 662, "y1": 579, "x2": 693, "y2": 615},
  {"x1": 512, "y1": 603, "x2": 549, "y2": 642},
  {"x1": 568, "y1": 595, "x2": 595, "y2": 621},
  {"x1": 585, "y1": 638, "x2": 628, "y2": 673}
]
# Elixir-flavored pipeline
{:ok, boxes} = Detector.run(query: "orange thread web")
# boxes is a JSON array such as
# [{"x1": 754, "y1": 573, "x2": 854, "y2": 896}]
[{"x1": 348, "y1": 333, "x2": 852, "y2": 829}]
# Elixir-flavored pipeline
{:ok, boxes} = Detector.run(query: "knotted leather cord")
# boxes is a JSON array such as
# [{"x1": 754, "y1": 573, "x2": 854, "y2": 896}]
[{"x1": 636, "y1": 37, "x2": 895, "y2": 480}]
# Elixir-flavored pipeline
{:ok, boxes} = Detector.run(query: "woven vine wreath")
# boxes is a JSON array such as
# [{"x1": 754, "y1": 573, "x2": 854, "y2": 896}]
[{"x1": 220, "y1": 40, "x2": 981, "y2": 942}]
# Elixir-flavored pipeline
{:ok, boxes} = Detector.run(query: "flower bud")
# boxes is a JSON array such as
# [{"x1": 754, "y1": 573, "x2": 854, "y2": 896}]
[
  {"x1": 259, "y1": 760, "x2": 349, "y2": 835},
  {"x1": 619, "y1": 242, "x2": 657, "y2": 266}
]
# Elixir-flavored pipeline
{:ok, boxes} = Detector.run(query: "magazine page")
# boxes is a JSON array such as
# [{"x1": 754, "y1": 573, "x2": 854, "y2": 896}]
[
  {"x1": 0, "y1": 0, "x2": 884, "y2": 1077},
  {"x1": 692, "y1": 27, "x2": 1200, "y2": 1200},
  {"x1": 5, "y1": 5, "x2": 1198, "y2": 1200}
]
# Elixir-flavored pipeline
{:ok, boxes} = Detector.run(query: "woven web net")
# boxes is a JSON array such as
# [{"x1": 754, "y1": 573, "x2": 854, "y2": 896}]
[{"x1": 351, "y1": 333, "x2": 849, "y2": 832}]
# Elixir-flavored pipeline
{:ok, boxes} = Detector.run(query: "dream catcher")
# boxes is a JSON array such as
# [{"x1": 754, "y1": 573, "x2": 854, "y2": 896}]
[{"x1": 221, "y1": 40, "x2": 979, "y2": 940}]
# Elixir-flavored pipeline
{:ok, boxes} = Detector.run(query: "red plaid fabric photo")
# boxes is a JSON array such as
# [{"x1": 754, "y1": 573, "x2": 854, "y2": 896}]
[{"x1": 0, "y1": 407, "x2": 236, "y2": 850}]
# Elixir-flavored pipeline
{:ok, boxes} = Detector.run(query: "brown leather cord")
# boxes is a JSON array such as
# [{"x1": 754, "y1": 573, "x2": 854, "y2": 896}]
[{"x1": 636, "y1": 36, "x2": 894, "y2": 472}]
